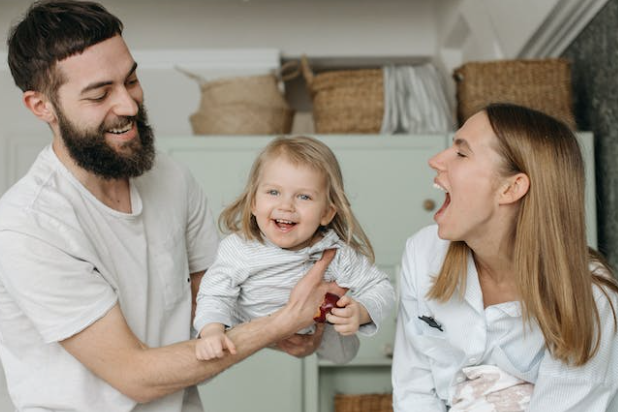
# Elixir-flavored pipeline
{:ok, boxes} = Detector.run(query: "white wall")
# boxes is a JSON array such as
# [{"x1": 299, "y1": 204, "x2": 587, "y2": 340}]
[
  {"x1": 0, "y1": 0, "x2": 440, "y2": 59},
  {"x1": 100, "y1": 0, "x2": 438, "y2": 59},
  {"x1": 436, "y1": 0, "x2": 561, "y2": 74},
  {"x1": 436, "y1": 0, "x2": 610, "y2": 72}
]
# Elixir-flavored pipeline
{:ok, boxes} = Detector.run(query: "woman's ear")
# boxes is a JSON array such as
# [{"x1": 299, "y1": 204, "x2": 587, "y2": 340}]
[
  {"x1": 23, "y1": 91, "x2": 57, "y2": 123},
  {"x1": 320, "y1": 204, "x2": 337, "y2": 226},
  {"x1": 499, "y1": 173, "x2": 530, "y2": 205}
]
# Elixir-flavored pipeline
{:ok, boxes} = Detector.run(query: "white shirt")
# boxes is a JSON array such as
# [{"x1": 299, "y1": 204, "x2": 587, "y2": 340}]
[
  {"x1": 194, "y1": 230, "x2": 396, "y2": 362},
  {"x1": 0, "y1": 146, "x2": 219, "y2": 412},
  {"x1": 392, "y1": 225, "x2": 618, "y2": 412}
]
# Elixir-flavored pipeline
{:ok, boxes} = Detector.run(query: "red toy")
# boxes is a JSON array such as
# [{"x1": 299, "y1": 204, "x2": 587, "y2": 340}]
[{"x1": 313, "y1": 292, "x2": 341, "y2": 323}]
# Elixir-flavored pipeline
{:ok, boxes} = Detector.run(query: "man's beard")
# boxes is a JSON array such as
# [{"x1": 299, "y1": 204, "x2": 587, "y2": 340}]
[{"x1": 57, "y1": 104, "x2": 156, "y2": 180}]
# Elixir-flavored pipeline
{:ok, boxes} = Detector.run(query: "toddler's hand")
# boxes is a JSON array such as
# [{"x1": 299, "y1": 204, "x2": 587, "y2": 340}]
[
  {"x1": 196, "y1": 323, "x2": 237, "y2": 360},
  {"x1": 326, "y1": 295, "x2": 371, "y2": 336}
]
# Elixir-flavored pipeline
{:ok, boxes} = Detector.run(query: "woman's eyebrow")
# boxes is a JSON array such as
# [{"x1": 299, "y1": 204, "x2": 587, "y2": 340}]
[{"x1": 454, "y1": 137, "x2": 473, "y2": 153}]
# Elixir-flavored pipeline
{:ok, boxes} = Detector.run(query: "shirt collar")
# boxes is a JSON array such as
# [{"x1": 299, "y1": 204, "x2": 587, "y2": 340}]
[{"x1": 464, "y1": 251, "x2": 485, "y2": 315}]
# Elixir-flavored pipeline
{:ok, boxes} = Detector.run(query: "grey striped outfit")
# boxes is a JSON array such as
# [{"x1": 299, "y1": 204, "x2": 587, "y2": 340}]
[{"x1": 194, "y1": 229, "x2": 395, "y2": 364}]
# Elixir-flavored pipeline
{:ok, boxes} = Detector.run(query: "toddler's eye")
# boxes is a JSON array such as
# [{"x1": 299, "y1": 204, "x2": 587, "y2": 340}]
[
  {"x1": 298, "y1": 194, "x2": 311, "y2": 201},
  {"x1": 267, "y1": 189, "x2": 279, "y2": 196}
]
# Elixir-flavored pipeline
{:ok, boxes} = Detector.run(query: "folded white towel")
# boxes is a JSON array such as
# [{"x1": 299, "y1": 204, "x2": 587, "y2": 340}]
[
  {"x1": 450, "y1": 365, "x2": 534, "y2": 412},
  {"x1": 381, "y1": 64, "x2": 454, "y2": 134}
]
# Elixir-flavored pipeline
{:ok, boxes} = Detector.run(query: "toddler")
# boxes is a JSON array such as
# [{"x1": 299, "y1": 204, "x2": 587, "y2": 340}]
[{"x1": 194, "y1": 136, "x2": 395, "y2": 363}]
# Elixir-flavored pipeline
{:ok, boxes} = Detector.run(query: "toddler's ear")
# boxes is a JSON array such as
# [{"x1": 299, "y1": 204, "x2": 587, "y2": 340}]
[{"x1": 320, "y1": 205, "x2": 337, "y2": 226}]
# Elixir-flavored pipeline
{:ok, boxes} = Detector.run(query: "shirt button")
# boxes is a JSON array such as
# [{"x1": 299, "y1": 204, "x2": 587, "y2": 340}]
[
  {"x1": 456, "y1": 375, "x2": 465, "y2": 383},
  {"x1": 468, "y1": 357, "x2": 477, "y2": 364}
]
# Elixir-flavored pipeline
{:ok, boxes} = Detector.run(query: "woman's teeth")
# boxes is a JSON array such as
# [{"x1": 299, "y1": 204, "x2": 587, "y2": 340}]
[{"x1": 433, "y1": 182, "x2": 449, "y2": 193}]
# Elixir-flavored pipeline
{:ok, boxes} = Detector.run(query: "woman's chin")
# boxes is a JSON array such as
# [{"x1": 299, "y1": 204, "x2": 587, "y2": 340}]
[{"x1": 436, "y1": 222, "x2": 456, "y2": 241}]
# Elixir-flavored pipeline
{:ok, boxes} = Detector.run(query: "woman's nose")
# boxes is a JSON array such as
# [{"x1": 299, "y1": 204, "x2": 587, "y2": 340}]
[{"x1": 428, "y1": 150, "x2": 446, "y2": 171}]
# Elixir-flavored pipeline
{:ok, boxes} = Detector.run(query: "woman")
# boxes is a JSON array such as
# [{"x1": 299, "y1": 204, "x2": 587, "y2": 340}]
[{"x1": 392, "y1": 103, "x2": 618, "y2": 411}]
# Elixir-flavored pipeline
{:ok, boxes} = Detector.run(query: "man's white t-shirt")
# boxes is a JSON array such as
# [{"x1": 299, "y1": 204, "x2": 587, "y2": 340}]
[{"x1": 0, "y1": 145, "x2": 219, "y2": 411}]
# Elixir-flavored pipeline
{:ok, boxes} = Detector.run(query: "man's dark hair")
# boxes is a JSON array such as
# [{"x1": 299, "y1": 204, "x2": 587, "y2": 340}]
[{"x1": 7, "y1": 0, "x2": 123, "y2": 97}]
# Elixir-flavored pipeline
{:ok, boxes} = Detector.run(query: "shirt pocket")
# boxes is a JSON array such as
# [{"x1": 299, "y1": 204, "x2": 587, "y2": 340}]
[
  {"x1": 152, "y1": 229, "x2": 190, "y2": 310},
  {"x1": 409, "y1": 316, "x2": 459, "y2": 368},
  {"x1": 492, "y1": 343, "x2": 543, "y2": 382}
]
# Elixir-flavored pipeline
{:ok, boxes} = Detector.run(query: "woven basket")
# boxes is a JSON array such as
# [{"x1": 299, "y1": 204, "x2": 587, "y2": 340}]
[
  {"x1": 195, "y1": 73, "x2": 290, "y2": 109},
  {"x1": 334, "y1": 393, "x2": 393, "y2": 412},
  {"x1": 301, "y1": 55, "x2": 384, "y2": 134},
  {"x1": 454, "y1": 59, "x2": 576, "y2": 129},
  {"x1": 178, "y1": 66, "x2": 295, "y2": 135},
  {"x1": 190, "y1": 103, "x2": 293, "y2": 135}
]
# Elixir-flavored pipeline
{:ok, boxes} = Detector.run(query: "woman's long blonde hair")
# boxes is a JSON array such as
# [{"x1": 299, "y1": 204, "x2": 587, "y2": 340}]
[
  {"x1": 428, "y1": 103, "x2": 618, "y2": 366},
  {"x1": 219, "y1": 135, "x2": 375, "y2": 262}
]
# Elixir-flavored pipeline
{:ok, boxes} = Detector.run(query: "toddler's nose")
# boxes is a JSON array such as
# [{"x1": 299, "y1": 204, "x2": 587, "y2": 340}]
[{"x1": 278, "y1": 196, "x2": 295, "y2": 211}]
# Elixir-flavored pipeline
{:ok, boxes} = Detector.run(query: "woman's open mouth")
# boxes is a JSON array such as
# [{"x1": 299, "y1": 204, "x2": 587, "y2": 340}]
[{"x1": 433, "y1": 182, "x2": 450, "y2": 220}]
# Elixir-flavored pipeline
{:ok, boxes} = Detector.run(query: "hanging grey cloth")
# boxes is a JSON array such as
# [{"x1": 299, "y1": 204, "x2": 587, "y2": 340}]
[{"x1": 380, "y1": 64, "x2": 454, "y2": 134}]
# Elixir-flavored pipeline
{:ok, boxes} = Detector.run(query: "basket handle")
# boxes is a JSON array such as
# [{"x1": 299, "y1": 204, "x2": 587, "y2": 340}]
[
  {"x1": 300, "y1": 54, "x2": 315, "y2": 89},
  {"x1": 452, "y1": 67, "x2": 464, "y2": 82},
  {"x1": 277, "y1": 60, "x2": 301, "y2": 82}
]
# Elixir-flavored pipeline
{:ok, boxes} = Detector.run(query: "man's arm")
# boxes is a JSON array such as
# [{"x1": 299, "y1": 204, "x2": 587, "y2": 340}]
[
  {"x1": 60, "y1": 249, "x2": 340, "y2": 403},
  {"x1": 190, "y1": 270, "x2": 206, "y2": 323}
]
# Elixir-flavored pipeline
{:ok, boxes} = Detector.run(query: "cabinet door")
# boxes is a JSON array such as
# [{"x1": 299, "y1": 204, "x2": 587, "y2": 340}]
[
  {"x1": 198, "y1": 350, "x2": 304, "y2": 412},
  {"x1": 318, "y1": 135, "x2": 446, "y2": 363}
]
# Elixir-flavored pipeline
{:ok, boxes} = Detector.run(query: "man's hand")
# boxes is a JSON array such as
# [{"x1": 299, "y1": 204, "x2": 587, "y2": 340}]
[
  {"x1": 275, "y1": 323, "x2": 325, "y2": 358},
  {"x1": 284, "y1": 249, "x2": 346, "y2": 332}
]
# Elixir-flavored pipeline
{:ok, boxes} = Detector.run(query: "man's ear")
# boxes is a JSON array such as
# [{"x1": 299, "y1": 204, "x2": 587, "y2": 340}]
[
  {"x1": 23, "y1": 91, "x2": 57, "y2": 123},
  {"x1": 499, "y1": 173, "x2": 530, "y2": 205}
]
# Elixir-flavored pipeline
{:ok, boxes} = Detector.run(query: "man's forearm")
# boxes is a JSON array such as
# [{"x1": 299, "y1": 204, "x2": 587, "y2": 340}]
[
  {"x1": 135, "y1": 310, "x2": 291, "y2": 402},
  {"x1": 62, "y1": 251, "x2": 337, "y2": 404},
  {"x1": 61, "y1": 304, "x2": 294, "y2": 404}
]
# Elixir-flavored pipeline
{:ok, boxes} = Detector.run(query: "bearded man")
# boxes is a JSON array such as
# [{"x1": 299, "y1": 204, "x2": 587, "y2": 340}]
[{"x1": 0, "y1": 1, "x2": 339, "y2": 411}]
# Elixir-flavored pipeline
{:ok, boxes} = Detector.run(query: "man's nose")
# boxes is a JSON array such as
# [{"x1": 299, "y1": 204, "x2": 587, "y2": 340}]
[{"x1": 111, "y1": 86, "x2": 139, "y2": 117}]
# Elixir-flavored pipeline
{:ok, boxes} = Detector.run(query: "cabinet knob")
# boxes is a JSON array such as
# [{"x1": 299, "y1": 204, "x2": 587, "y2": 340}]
[{"x1": 423, "y1": 199, "x2": 436, "y2": 211}]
